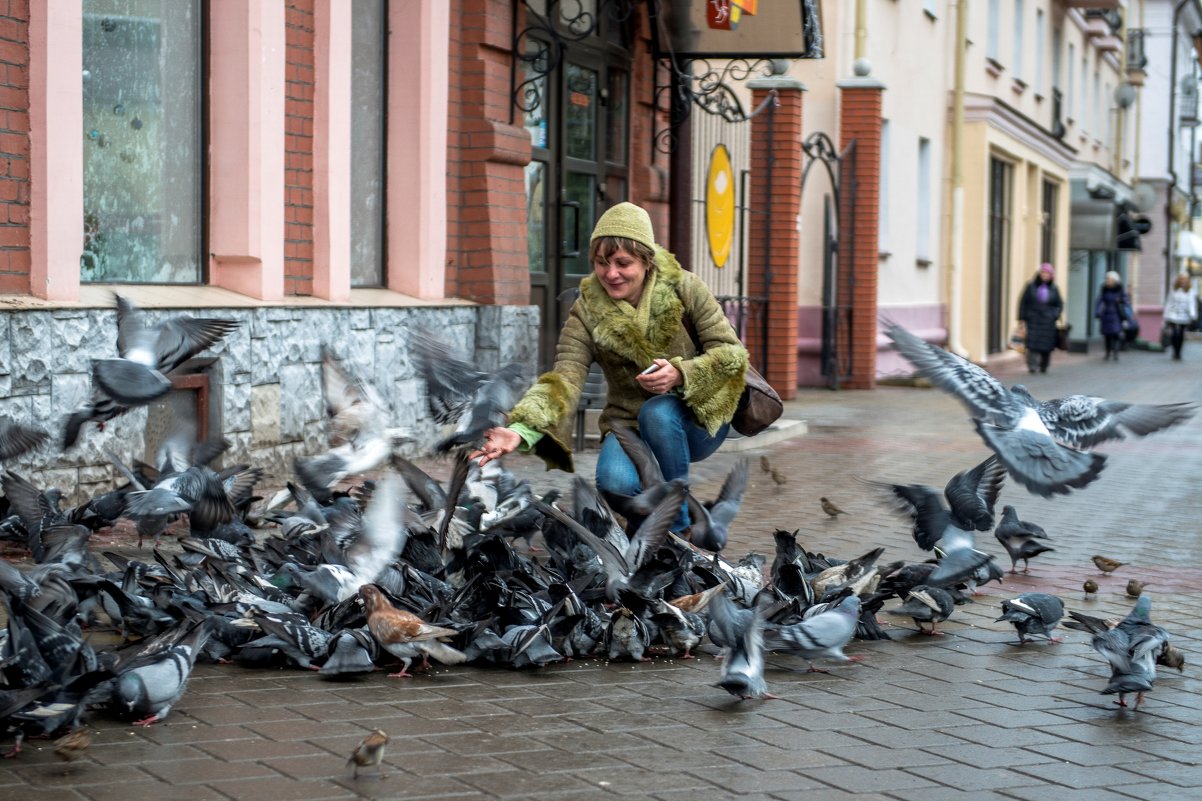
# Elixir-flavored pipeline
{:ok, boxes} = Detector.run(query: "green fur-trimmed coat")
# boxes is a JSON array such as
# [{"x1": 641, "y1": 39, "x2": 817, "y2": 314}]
[{"x1": 509, "y1": 248, "x2": 748, "y2": 472}]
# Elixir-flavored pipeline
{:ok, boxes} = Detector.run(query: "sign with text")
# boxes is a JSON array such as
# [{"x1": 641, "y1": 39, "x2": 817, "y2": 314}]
[{"x1": 654, "y1": 0, "x2": 822, "y2": 59}]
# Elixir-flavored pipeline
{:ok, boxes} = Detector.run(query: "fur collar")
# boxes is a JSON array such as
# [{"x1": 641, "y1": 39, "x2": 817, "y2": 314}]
[{"x1": 579, "y1": 247, "x2": 685, "y2": 364}]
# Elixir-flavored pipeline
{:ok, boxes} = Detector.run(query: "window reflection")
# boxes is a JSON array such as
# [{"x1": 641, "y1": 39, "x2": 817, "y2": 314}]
[
  {"x1": 351, "y1": 0, "x2": 386, "y2": 287},
  {"x1": 82, "y1": 1, "x2": 202, "y2": 284}
]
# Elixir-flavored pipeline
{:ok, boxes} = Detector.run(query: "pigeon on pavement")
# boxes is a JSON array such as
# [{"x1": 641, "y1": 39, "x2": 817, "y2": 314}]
[
  {"x1": 994, "y1": 505, "x2": 1054, "y2": 574},
  {"x1": 996, "y1": 593, "x2": 1064, "y2": 644},
  {"x1": 709, "y1": 592, "x2": 774, "y2": 700},
  {"x1": 764, "y1": 594, "x2": 861, "y2": 672},
  {"x1": 884, "y1": 323, "x2": 1195, "y2": 497},
  {"x1": 1066, "y1": 595, "x2": 1169, "y2": 710},
  {"x1": 888, "y1": 585, "x2": 955, "y2": 635}
]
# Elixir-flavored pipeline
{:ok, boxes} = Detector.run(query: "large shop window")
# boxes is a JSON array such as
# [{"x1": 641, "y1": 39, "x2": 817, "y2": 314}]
[
  {"x1": 351, "y1": 0, "x2": 387, "y2": 287},
  {"x1": 81, "y1": 1, "x2": 204, "y2": 284}
]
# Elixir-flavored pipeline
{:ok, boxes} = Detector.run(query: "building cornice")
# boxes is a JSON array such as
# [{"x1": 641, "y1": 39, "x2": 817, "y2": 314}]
[{"x1": 961, "y1": 93, "x2": 1078, "y2": 172}]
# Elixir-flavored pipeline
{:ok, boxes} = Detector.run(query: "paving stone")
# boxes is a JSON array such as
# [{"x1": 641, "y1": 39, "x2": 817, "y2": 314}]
[
  {"x1": 799, "y1": 765, "x2": 940, "y2": 794},
  {"x1": 1024, "y1": 741, "x2": 1153, "y2": 767},
  {"x1": 456, "y1": 768, "x2": 603, "y2": 797},
  {"x1": 1010, "y1": 762, "x2": 1151, "y2": 788}
]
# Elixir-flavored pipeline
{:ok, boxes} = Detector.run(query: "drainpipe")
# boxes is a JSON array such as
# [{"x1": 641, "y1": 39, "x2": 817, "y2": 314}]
[
  {"x1": 1167, "y1": 0, "x2": 1194, "y2": 288},
  {"x1": 947, "y1": 0, "x2": 968, "y2": 357},
  {"x1": 1113, "y1": 5, "x2": 1128, "y2": 178},
  {"x1": 855, "y1": 0, "x2": 867, "y2": 62}
]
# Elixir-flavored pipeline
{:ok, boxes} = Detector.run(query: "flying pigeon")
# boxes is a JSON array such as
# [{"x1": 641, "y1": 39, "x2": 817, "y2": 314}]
[
  {"x1": 684, "y1": 458, "x2": 748, "y2": 551},
  {"x1": 0, "y1": 418, "x2": 48, "y2": 461},
  {"x1": 884, "y1": 323, "x2": 1195, "y2": 497},
  {"x1": 861, "y1": 455, "x2": 1005, "y2": 589},
  {"x1": 90, "y1": 293, "x2": 240, "y2": 407},
  {"x1": 709, "y1": 592, "x2": 774, "y2": 700}
]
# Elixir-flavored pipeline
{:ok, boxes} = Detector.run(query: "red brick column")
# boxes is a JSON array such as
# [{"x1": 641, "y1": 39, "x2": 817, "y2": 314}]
[
  {"x1": 837, "y1": 78, "x2": 884, "y2": 389},
  {"x1": 445, "y1": 0, "x2": 531, "y2": 306},
  {"x1": 747, "y1": 78, "x2": 804, "y2": 400},
  {"x1": 284, "y1": 0, "x2": 315, "y2": 296},
  {"x1": 0, "y1": 2, "x2": 29, "y2": 294}
]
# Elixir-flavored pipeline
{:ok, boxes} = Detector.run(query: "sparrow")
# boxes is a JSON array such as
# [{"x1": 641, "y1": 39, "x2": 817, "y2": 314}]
[
  {"x1": 759, "y1": 456, "x2": 787, "y2": 485},
  {"x1": 1126, "y1": 579, "x2": 1146, "y2": 598},
  {"x1": 819, "y1": 497, "x2": 846, "y2": 518},
  {"x1": 1083, "y1": 579, "x2": 1099, "y2": 595},
  {"x1": 347, "y1": 729, "x2": 389, "y2": 778},
  {"x1": 1092, "y1": 555, "x2": 1125, "y2": 575},
  {"x1": 359, "y1": 584, "x2": 465, "y2": 677},
  {"x1": 53, "y1": 728, "x2": 92, "y2": 763},
  {"x1": 1157, "y1": 642, "x2": 1186, "y2": 673}
]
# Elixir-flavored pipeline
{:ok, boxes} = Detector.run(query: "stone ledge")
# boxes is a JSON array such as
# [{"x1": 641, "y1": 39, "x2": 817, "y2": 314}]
[{"x1": 720, "y1": 418, "x2": 808, "y2": 452}]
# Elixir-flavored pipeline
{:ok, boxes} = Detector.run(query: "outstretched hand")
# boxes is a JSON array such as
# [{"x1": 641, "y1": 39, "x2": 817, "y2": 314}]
[{"x1": 470, "y1": 426, "x2": 521, "y2": 466}]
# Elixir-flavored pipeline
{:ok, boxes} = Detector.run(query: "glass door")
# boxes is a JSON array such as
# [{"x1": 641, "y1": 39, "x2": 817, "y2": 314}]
[{"x1": 524, "y1": 40, "x2": 630, "y2": 370}]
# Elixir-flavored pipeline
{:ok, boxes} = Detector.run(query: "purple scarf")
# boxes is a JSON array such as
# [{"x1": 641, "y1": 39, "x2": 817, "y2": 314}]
[{"x1": 1036, "y1": 283, "x2": 1049, "y2": 303}]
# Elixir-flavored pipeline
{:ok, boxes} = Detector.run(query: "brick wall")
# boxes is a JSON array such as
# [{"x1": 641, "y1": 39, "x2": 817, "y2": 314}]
[
  {"x1": 284, "y1": 0, "x2": 315, "y2": 296},
  {"x1": 0, "y1": 0, "x2": 29, "y2": 294},
  {"x1": 838, "y1": 84, "x2": 882, "y2": 389},
  {"x1": 748, "y1": 83, "x2": 803, "y2": 399},
  {"x1": 444, "y1": 0, "x2": 531, "y2": 306}
]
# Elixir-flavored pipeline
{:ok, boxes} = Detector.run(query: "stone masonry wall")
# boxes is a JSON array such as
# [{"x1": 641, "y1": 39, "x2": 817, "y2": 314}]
[{"x1": 0, "y1": 303, "x2": 539, "y2": 502}]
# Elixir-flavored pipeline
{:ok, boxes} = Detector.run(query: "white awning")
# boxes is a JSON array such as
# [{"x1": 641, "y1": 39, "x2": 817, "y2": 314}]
[{"x1": 1177, "y1": 229, "x2": 1202, "y2": 259}]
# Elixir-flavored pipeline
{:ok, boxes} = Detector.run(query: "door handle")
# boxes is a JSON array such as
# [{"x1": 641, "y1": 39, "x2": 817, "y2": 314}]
[{"x1": 560, "y1": 198, "x2": 582, "y2": 258}]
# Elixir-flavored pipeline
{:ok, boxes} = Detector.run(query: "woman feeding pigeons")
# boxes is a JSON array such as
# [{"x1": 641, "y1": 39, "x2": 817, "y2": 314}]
[{"x1": 471, "y1": 202, "x2": 748, "y2": 538}]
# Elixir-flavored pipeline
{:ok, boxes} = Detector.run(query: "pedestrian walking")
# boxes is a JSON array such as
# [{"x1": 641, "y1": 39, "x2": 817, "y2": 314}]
[
  {"x1": 1162, "y1": 272, "x2": 1198, "y2": 361},
  {"x1": 1095, "y1": 270, "x2": 1130, "y2": 361},
  {"x1": 1017, "y1": 263, "x2": 1063, "y2": 374},
  {"x1": 472, "y1": 202, "x2": 749, "y2": 534}
]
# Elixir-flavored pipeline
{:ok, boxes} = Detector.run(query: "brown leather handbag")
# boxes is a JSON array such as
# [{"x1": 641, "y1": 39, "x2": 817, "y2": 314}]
[{"x1": 682, "y1": 314, "x2": 783, "y2": 436}]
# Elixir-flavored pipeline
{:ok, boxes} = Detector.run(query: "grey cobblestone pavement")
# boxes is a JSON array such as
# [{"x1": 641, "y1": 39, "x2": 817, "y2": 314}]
[{"x1": 3, "y1": 342, "x2": 1201, "y2": 800}]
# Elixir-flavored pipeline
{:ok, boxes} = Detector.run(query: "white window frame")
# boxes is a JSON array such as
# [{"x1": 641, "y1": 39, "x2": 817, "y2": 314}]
[
  {"x1": 917, "y1": 137, "x2": 932, "y2": 262},
  {"x1": 987, "y1": 0, "x2": 1000, "y2": 62},
  {"x1": 1013, "y1": 0, "x2": 1024, "y2": 81}
]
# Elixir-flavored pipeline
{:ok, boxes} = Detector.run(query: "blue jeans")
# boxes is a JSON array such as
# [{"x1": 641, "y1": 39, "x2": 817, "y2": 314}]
[{"x1": 594, "y1": 394, "x2": 729, "y2": 531}]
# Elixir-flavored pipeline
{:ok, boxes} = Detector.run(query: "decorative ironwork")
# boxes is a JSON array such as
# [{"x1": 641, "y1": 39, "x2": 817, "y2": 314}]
[
  {"x1": 1127, "y1": 28, "x2": 1147, "y2": 71},
  {"x1": 510, "y1": 0, "x2": 636, "y2": 122},
  {"x1": 652, "y1": 58, "x2": 779, "y2": 154},
  {"x1": 800, "y1": 132, "x2": 857, "y2": 389}
]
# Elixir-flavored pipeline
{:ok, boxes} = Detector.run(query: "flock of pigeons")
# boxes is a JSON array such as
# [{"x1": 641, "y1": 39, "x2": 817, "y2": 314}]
[{"x1": 0, "y1": 304, "x2": 1192, "y2": 767}]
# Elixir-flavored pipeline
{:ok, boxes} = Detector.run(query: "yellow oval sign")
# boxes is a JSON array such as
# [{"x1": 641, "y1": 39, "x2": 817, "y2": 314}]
[{"x1": 706, "y1": 144, "x2": 735, "y2": 269}]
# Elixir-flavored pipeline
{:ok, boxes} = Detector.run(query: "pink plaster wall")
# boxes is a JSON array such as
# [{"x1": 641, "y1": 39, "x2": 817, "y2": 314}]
[
  {"x1": 29, "y1": 2, "x2": 81, "y2": 301},
  {"x1": 387, "y1": 0, "x2": 448, "y2": 299},
  {"x1": 311, "y1": 0, "x2": 350, "y2": 301},
  {"x1": 796, "y1": 303, "x2": 946, "y2": 386},
  {"x1": 208, "y1": 0, "x2": 286, "y2": 301}
]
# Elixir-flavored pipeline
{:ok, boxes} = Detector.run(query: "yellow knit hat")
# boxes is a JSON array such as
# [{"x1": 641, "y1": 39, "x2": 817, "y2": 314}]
[{"x1": 590, "y1": 202, "x2": 656, "y2": 251}]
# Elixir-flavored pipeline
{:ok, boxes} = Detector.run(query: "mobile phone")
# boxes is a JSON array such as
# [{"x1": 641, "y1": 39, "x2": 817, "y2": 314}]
[{"x1": 639, "y1": 363, "x2": 663, "y2": 376}]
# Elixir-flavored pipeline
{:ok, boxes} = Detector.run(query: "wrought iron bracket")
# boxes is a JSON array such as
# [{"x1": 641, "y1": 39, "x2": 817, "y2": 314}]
[{"x1": 650, "y1": 55, "x2": 780, "y2": 154}]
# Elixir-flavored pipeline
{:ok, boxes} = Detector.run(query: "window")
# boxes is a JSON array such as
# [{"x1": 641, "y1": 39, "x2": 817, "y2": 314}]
[
  {"x1": 987, "y1": 157, "x2": 1013, "y2": 353},
  {"x1": 1040, "y1": 179, "x2": 1058, "y2": 264},
  {"x1": 1093, "y1": 70, "x2": 1101, "y2": 138},
  {"x1": 351, "y1": 0, "x2": 387, "y2": 287},
  {"x1": 1013, "y1": 0, "x2": 1024, "y2": 81},
  {"x1": 1035, "y1": 10, "x2": 1045, "y2": 96},
  {"x1": 987, "y1": 0, "x2": 1000, "y2": 62},
  {"x1": 81, "y1": 1, "x2": 204, "y2": 283},
  {"x1": 879, "y1": 120, "x2": 890, "y2": 252},
  {"x1": 917, "y1": 137, "x2": 932, "y2": 262}
]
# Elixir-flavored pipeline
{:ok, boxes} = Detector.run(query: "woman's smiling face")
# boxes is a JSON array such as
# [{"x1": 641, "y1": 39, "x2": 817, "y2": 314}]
[{"x1": 594, "y1": 248, "x2": 650, "y2": 305}]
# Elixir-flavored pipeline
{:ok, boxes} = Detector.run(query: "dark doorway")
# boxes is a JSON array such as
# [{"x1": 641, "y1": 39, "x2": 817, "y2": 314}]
[{"x1": 987, "y1": 157, "x2": 1014, "y2": 354}]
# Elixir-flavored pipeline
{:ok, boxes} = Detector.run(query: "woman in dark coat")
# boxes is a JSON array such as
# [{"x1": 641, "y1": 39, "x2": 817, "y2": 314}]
[
  {"x1": 1017, "y1": 263, "x2": 1063, "y2": 374},
  {"x1": 1094, "y1": 270, "x2": 1129, "y2": 361}
]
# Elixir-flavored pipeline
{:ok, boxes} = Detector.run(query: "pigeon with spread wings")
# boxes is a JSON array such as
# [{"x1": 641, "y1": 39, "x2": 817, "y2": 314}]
[
  {"x1": 411, "y1": 330, "x2": 528, "y2": 454},
  {"x1": 884, "y1": 323, "x2": 1194, "y2": 497}
]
